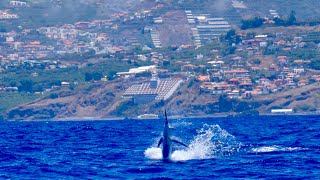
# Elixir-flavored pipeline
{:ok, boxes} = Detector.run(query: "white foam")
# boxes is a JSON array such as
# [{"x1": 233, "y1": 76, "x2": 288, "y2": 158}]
[
  {"x1": 252, "y1": 146, "x2": 306, "y2": 153},
  {"x1": 252, "y1": 146, "x2": 279, "y2": 153},
  {"x1": 144, "y1": 124, "x2": 240, "y2": 161},
  {"x1": 144, "y1": 147, "x2": 162, "y2": 160}
]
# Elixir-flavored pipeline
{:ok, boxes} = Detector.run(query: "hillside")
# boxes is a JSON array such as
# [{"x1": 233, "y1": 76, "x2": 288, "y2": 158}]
[
  {"x1": 4, "y1": 79, "x2": 319, "y2": 120},
  {"x1": 2, "y1": 0, "x2": 320, "y2": 31},
  {"x1": 4, "y1": 79, "x2": 132, "y2": 120},
  {"x1": 0, "y1": 0, "x2": 142, "y2": 30},
  {"x1": 1, "y1": 0, "x2": 320, "y2": 120},
  {"x1": 254, "y1": 83, "x2": 320, "y2": 113},
  {"x1": 243, "y1": 0, "x2": 320, "y2": 21}
]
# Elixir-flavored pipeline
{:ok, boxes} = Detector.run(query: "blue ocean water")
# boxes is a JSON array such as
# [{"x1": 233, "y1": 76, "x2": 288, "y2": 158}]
[{"x1": 0, "y1": 115, "x2": 319, "y2": 179}]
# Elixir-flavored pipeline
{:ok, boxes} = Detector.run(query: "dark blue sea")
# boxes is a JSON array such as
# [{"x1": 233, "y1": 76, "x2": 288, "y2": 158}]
[{"x1": 0, "y1": 115, "x2": 319, "y2": 179}]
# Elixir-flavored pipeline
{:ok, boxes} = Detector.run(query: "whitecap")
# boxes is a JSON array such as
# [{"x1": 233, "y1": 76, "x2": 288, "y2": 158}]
[{"x1": 252, "y1": 145, "x2": 306, "y2": 153}]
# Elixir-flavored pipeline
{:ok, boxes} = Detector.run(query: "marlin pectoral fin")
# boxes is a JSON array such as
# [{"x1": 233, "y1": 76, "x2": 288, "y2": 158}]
[
  {"x1": 172, "y1": 139, "x2": 188, "y2": 147},
  {"x1": 157, "y1": 138, "x2": 163, "y2": 148}
]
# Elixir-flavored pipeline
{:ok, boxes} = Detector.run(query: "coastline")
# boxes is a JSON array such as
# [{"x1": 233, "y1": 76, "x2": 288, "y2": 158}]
[{"x1": 5, "y1": 112, "x2": 320, "y2": 122}]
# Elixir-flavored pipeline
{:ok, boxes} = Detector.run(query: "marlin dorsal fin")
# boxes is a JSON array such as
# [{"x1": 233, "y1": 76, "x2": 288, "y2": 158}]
[{"x1": 165, "y1": 110, "x2": 168, "y2": 125}]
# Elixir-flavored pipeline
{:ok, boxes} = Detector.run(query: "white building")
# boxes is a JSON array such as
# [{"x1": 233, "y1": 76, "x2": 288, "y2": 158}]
[
  {"x1": 10, "y1": 1, "x2": 27, "y2": 6},
  {"x1": 271, "y1": 109, "x2": 293, "y2": 114}
]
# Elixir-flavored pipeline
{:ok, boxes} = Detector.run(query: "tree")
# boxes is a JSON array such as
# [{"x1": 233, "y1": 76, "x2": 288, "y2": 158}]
[
  {"x1": 222, "y1": 46, "x2": 236, "y2": 56},
  {"x1": 0, "y1": 26, "x2": 7, "y2": 32},
  {"x1": 273, "y1": 17, "x2": 286, "y2": 26},
  {"x1": 241, "y1": 17, "x2": 265, "y2": 30},
  {"x1": 225, "y1": 29, "x2": 236, "y2": 40},
  {"x1": 253, "y1": 59, "x2": 261, "y2": 65},
  {"x1": 246, "y1": 32, "x2": 256, "y2": 39},
  {"x1": 107, "y1": 71, "x2": 117, "y2": 80},
  {"x1": 224, "y1": 29, "x2": 242, "y2": 45},
  {"x1": 49, "y1": 93, "x2": 59, "y2": 99},
  {"x1": 218, "y1": 94, "x2": 233, "y2": 112},
  {"x1": 310, "y1": 60, "x2": 320, "y2": 70},
  {"x1": 18, "y1": 80, "x2": 33, "y2": 93},
  {"x1": 85, "y1": 72, "x2": 103, "y2": 81},
  {"x1": 287, "y1": 10, "x2": 297, "y2": 26},
  {"x1": 273, "y1": 10, "x2": 297, "y2": 26},
  {"x1": 163, "y1": 61, "x2": 170, "y2": 67},
  {"x1": 9, "y1": 81, "x2": 17, "y2": 87}
]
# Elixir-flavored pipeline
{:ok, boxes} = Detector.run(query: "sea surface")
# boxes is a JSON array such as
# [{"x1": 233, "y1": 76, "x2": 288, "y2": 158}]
[{"x1": 0, "y1": 115, "x2": 319, "y2": 179}]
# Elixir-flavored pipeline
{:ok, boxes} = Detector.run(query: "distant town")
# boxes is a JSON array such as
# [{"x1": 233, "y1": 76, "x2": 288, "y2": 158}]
[{"x1": 0, "y1": 0, "x2": 319, "y2": 120}]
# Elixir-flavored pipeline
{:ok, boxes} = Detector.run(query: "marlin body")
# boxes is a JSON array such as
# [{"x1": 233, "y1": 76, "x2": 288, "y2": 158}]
[{"x1": 157, "y1": 111, "x2": 188, "y2": 160}]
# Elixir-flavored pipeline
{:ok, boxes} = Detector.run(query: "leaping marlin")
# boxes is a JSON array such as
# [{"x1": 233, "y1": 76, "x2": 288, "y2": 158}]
[{"x1": 157, "y1": 110, "x2": 188, "y2": 160}]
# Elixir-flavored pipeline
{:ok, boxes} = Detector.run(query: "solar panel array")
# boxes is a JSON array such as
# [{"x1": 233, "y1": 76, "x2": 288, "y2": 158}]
[{"x1": 123, "y1": 79, "x2": 183, "y2": 100}]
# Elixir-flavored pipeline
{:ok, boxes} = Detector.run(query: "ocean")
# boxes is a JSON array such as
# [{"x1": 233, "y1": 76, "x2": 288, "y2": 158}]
[{"x1": 0, "y1": 115, "x2": 319, "y2": 179}]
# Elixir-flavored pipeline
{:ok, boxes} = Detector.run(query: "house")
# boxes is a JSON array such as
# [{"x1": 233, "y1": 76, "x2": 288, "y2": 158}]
[
  {"x1": 311, "y1": 75, "x2": 320, "y2": 81},
  {"x1": 267, "y1": 84, "x2": 278, "y2": 92},
  {"x1": 223, "y1": 69, "x2": 249, "y2": 78},
  {"x1": 200, "y1": 82, "x2": 215, "y2": 92},
  {"x1": 228, "y1": 78, "x2": 239, "y2": 85},
  {"x1": 298, "y1": 80, "x2": 307, "y2": 87},
  {"x1": 282, "y1": 67, "x2": 290, "y2": 74},
  {"x1": 227, "y1": 90, "x2": 240, "y2": 99},
  {"x1": 211, "y1": 72, "x2": 223, "y2": 80},
  {"x1": 286, "y1": 73, "x2": 297, "y2": 79},
  {"x1": 239, "y1": 82, "x2": 253, "y2": 89},
  {"x1": 75, "y1": 22, "x2": 90, "y2": 29},
  {"x1": 197, "y1": 75, "x2": 210, "y2": 82},
  {"x1": 182, "y1": 64, "x2": 196, "y2": 71},
  {"x1": 271, "y1": 109, "x2": 293, "y2": 114},
  {"x1": 250, "y1": 66, "x2": 260, "y2": 71},
  {"x1": 259, "y1": 78, "x2": 271, "y2": 86},
  {"x1": 269, "y1": 64, "x2": 278, "y2": 71},
  {"x1": 153, "y1": 17, "x2": 163, "y2": 24},
  {"x1": 293, "y1": 68, "x2": 304, "y2": 74},
  {"x1": 61, "y1": 82, "x2": 70, "y2": 86},
  {"x1": 242, "y1": 91, "x2": 252, "y2": 98},
  {"x1": 293, "y1": 36, "x2": 303, "y2": 42},
  {"x1": 260, "y1": 41, "x2": 267, "y2": 47},
  {"x1": 285, "y1": 81, "x2": 296, "y2": 89},
  {"x1": 208, "y1": 60, "x2": 224, "y2": 68},
  {"x1": 277, "y1": 55, "x2": 287, "y2": 59},
  {"x1": 117, "y1": 65, "x2": 157, "y2": 78},
  {"x1": 211, "y1": 82, "x2": 235, "y2": 95},
  {"x1": 10, "y1": 1, "x2": 27, "y2": 6}
]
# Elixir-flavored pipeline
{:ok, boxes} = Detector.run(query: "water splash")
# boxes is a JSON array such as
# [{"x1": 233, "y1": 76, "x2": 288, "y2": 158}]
[
  {"x1": 144, "y1": 147, "x2": 162, "y2": 160},
  {"x1": 144, "y1": 124, "x2": 241, "y2": 161}
]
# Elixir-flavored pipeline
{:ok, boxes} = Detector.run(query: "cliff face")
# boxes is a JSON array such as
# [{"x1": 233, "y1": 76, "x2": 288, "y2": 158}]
[
  {"x1": 4, "y1": 80, "x2": 320, "y2": 120},
  {"x1": 5, "y1": 80, "x2": 131, "y2": 120},
  {"x1": 254, "y1": 82, "x2": 320, "y2": 113}
]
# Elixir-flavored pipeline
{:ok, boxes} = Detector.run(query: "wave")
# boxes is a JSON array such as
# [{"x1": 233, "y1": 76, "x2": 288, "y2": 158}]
[
  {"x1": 144, "y1": 124, "x2": 242, "y2": 161},
  {"x1": 252, "y1": 145, "x2": 307, "y2": 153}
]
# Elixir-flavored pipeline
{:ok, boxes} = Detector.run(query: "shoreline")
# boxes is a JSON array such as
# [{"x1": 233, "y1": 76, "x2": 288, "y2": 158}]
[{"x1": 5, "y1": 113, "x2": 320, "y2": 122}]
